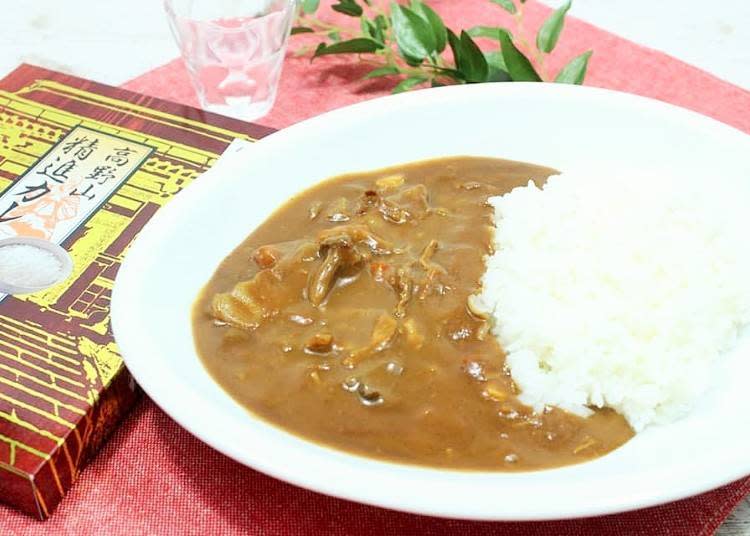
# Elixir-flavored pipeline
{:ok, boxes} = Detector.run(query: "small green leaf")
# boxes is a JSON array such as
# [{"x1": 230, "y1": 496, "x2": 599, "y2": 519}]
[
  {"x1": 498, "y1": 31, "x2": 541, "y2": 81},
  {"x1": 390, "y1": 2, "x2": 436, "y2": 62},
  {"x1": 536, "y1": 0, "x2": 571, "y2": 53},
  {"x1": 447, "y1": 29, "x2": 463, "y2": 77},
  {"x1": 291, "y1": 27, "x2": 314, "y2": 35},
  {"x1": 358, "y1": 17, "x2": 384, "y2": 46},
  {"x1": 374, "y1": 14, "x2": 388, "y2": 30},
  {"x1": 373, "y1": 14, "x2": 388, "y2": 43},
  {"x1": 392, "y1": 76, "x2": 428, "y2": 93},
  {"x1": 448, "y1": 30, "x2": 489, "y2": 83},
  {"x1": 363, "y1": 65, "x2": 401, "y2": 79},
  {"x1": 360, "y1": 16, "x2": 374, "y2": 39},
  {"x1": 332, "y1": 0, "x2": 363, "y2": 17},
  {"x1": 301, "y1": 0, "x2": 320, "y2": 14},
  {"x1": 555, "y1": 50, "x2": 592, "y2": 84},
  {"x1": 360, "y1": 16, "x2": 371, "y2": 37},
  {"x1": 484, "y1": 51, "x2": 511, "y2": 82},
  {"x1": 328, "y1": 31, "x2": 341, "y2": 42},
  {"x1": 490, "y1": 0, "x2": 517, "y2": 15},
  {"x1": 313, "y1": 38, "x2": 383, "y2": 58},
  {"x1": 410, "y1": 0, "x2": 447, "y2": 53},
  {"x1": 467, "y1": 26, "x2": 510, "y2": 40},
  {"x1": 458, "y1": 31, "x2": 489, "y2": 82}
]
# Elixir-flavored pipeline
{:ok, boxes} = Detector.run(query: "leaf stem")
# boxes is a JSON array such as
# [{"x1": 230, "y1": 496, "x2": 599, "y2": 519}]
[
  {"x1": 513, "y1": 1, "x2": 549, "y2": 81},
  {"x1": 303, "y1": 16, "x2": 357, "y2": 38}
]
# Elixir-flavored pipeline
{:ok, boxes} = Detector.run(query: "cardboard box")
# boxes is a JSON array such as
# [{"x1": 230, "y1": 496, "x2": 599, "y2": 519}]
[{"x1": 0, "y1": 64, "x2": 273, "y2": 518}]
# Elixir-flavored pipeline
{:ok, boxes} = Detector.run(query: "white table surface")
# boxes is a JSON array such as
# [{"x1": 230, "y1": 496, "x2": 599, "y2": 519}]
[{"x1": 1, "y1": 1, "x2": 748, "y2": 533}]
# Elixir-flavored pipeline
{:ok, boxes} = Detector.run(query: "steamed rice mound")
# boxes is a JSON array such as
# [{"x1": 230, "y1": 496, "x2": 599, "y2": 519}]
[{"x1": 476, "y1": 170, "x2": 750, "y2": 431}]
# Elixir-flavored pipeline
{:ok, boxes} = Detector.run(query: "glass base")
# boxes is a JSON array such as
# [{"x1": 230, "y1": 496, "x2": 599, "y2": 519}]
[{"x1": 200, "y1": 95, "x2": 276, "y2": 123}]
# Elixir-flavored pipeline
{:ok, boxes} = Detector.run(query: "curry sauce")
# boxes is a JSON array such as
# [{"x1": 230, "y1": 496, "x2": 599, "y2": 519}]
[{"x1": 192, "y1": 157, "x2": 633, "y2": 470}]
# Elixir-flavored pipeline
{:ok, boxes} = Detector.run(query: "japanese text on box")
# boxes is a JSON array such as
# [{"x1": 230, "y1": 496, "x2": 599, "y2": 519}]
[{"x1": 0, "y1": 126, "x2": 153, "y2": 243}]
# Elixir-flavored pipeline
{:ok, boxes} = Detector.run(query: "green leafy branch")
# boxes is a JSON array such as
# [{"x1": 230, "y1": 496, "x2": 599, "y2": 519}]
[{"x1": 293, "y1": 0, "x2": 592, "y2": 92}]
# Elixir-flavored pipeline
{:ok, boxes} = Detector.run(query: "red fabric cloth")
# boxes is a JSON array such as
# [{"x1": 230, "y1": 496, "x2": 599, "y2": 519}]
[
  {"x1": 3, "y1": 402, "x2": 750, "y2": 536},
  {"x1": 4, "y1": 1, "x2": 750, "y2": 534},
  {"x1": 124, "y1": 0, "x2": 750, "y2": 133}
]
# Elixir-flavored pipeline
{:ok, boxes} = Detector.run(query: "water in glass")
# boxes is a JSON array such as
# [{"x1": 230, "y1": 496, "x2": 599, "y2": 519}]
[{"x1": 164, "y1": 0, "x2": 297, "y2": 121}]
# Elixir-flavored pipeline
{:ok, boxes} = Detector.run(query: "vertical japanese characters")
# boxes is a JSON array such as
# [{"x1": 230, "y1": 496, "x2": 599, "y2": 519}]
[{"x1": 0, "y1": 126, "x2": 153, "y2": 241}]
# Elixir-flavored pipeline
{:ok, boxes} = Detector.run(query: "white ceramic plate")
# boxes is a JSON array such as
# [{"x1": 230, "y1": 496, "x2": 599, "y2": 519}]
[{"x1": 111, "y1": 83, "x2": 750, "y2": 521}]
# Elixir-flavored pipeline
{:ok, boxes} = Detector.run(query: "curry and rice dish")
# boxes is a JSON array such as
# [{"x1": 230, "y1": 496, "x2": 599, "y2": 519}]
[
  {"x1": 192, "y1": 157, "x2": 635, "y2": 471},
  {"x1": 193, "y1": 155, "x2": 750, "y2": 471}
]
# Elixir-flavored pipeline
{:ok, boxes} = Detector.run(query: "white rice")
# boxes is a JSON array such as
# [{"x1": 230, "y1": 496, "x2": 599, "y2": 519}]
[{"x1": 475, "y1": 169, "x2": 750, "y2": 431}]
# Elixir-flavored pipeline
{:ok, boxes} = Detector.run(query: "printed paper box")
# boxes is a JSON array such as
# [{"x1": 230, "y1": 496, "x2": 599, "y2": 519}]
[{"x1": 0, "y1": 64, "x2": 273, "y2": 518}]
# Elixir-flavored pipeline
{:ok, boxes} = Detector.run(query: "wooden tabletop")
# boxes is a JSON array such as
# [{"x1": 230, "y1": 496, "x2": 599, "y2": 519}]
[{"x1": 719, "y1": 498, "x2": 750, "y2": 535}]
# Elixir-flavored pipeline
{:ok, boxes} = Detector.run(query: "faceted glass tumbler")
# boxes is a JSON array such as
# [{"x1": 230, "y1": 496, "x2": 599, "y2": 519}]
[{"x1": 164, "y1": 0, "x2": 297, "y2": 121}]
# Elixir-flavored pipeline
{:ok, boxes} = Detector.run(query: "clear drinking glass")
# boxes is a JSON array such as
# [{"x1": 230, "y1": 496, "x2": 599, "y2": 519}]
[{"x1": 164, "y1": 0, "x2": 297, "y2": 121}]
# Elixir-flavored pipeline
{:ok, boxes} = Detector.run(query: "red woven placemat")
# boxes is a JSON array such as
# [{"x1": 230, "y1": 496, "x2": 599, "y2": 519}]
[
  {"x1": 125, "y1": 0, "x2": 750, "y2": 133},
  {"x1": 3, "y1": 403, "x2": 750, "y2": 535},
  {"x1": 3, "y1": 1, "x2": 748, "y2": 534}
]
